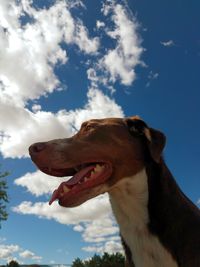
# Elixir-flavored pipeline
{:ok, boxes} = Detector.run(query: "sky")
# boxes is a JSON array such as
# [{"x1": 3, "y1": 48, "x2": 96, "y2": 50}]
[{"x1": 0, "y1": 0, "x2": 200, "y2": 265}]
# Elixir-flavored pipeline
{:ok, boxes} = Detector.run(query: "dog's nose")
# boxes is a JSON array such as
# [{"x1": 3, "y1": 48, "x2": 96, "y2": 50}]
[{"x1": 29, "y1": 142, "x2": 46, "y2": 154}]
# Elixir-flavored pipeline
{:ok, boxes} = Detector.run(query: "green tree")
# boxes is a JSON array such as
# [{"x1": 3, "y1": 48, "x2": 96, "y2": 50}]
[
  {"x1": 0, "y1": 167, "x2": 9, "y2": 228},
  {"x1": 100, "y1": 252, "x2": 124, "y2": 267},
  {"x1": 6, "y1": 260, "x2": 19, "y2": 267},
  {"x1": 84, "y1": 254, "x2": 101, "y2": 267},
  {"x1": 71, "y1": 257, "x2": 85, "y2": 267},
  {"x1": 72, "y1": 252, "x2": 125, "y2": 267}
]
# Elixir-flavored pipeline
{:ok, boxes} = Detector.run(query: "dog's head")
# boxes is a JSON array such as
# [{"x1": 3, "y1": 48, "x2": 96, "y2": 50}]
[{"x1": 29, "y1": 116, "x2": 166, "y2": 207}]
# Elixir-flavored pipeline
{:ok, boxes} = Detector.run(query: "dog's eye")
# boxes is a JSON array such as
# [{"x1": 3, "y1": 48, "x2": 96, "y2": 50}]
[
  {"x1": 85, "y1": 125, "x2": 93, "y2": 131},
  {"x1": 82, "y1": 124, "x2": 95, "y2": 133},
  {"x1": 130, "y1": 125, "x2": 143, "y2": 135},
  {"x1": 127, "y1": 119, "x2": 147, "y2": 137}
]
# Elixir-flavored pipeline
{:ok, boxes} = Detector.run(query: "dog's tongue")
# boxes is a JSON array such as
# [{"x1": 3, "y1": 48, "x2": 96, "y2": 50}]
[
  {"x1": 49, "y1": 164, "x2": 95, "y2": 205},
  {"x1": 49, "y1": 189, "x2": 59, "y2": 205},
  {"x1": 65, "y1": 165, "x2": 95, "y2": 185}
]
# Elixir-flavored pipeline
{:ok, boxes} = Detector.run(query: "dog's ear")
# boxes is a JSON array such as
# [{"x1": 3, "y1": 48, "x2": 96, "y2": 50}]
[
  {"x1": 146, "y1": 127, "x2": 166, "y2": 163},
  {"x1": 126, "y1": 116, "x2": 166, "y2": 163}
]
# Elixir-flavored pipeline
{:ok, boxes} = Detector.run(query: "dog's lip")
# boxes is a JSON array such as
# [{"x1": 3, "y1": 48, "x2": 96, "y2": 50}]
[
  {"x1": 40, "y1": 166, "x2": 75, "y2": 177},
  {"x1": 38, "y1": 160, "x2": 110, "y2": 178},
  {"x1": 48, "y1": 161, "x2": 112, "y2": 206}
]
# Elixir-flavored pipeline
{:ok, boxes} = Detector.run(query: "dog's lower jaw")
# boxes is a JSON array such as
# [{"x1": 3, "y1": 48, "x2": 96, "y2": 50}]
[{"x1": 108, "y1": 169, "x2": 178, "y2": 267}]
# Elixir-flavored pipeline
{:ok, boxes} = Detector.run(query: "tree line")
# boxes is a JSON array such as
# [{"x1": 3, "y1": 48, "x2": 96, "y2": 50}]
[
  {"x1": 3, "y1": 253, "x2": 125, "y2": 267},
  {"x1": 72, "y1": 252, "x2": 125, "y2": 267}
]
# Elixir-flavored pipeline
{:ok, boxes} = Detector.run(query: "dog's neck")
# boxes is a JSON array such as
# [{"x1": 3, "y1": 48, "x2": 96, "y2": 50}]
[{"x1": 109, "y1": 168, "x2": 178, "y2": 267}]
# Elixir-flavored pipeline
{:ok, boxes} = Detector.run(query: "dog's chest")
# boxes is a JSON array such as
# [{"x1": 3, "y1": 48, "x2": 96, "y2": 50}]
[{"x1": 109, "y1": 169, "x2": 178, "y2": 267}]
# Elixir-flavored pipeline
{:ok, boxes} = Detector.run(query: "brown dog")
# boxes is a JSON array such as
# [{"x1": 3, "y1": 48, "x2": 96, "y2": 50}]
[{"x1": 29, "y1": 116, "x2": 200, "y2": 267}]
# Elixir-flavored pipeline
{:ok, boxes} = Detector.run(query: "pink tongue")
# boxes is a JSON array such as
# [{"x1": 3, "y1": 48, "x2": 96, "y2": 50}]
[
  {"x1": 64, "y1": 164, "x2": 95, "y2": 185},
  {"x1": 49, "y1": 165, "x2": 96, "y2": 205},
  {"x1": 49, "y1": 189, "x2": 58, "y2": 205}
]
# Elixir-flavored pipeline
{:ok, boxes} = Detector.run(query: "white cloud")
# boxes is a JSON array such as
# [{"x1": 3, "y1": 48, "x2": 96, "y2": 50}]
[
  {"x1": 87, "y1": 2, "x2": 144, "y2": 91},
  {"x1": 148, "y1": 71, "x2": 159, "y2": 80},
  {"x1": 0, "y1": 244, "x2": 20, "y2": 260},
  {"x1": 19, "y1": 250, "x2": 42, "y2": 261},
  {"x1": 87, "y1": 68, "x2": 99, "y2": 85},
  {"x1": 12, "y1": 195, "x2": 112, "y2": 225},
  {"x1": 74, "y1": 23, "x2": 99, "y2": 54},
  {"x1": 0, "y1": 1, "x2": 64, "y2": 104},
  {"x1": 146, "y1": 71, "x2": 159, "y2": 87},
  {"x1": 73, "y1": 225, "x2": 84, "y2": 232},
  {"x1": 32, "y1": 104, "x2": 42, "y2": 113},
  {"x1": 104, "y1": 240, "x2": 123, "y2": 254},
  {"x1": 80, "y1": 215, "x2": 122, "y2": 254},
  {"x1": 0, "y1": 243, "x2": 42, "y2": 263},
  {"x1": 0, "y1": 0, "x2": 99, "y2": 105},
  {"x1": 82, "y1": 217, "x2": 119, "y2": 243},
  {"x1": 0, "y1": 100, "x2": 71, "y2": 158},
  {"x1": 101, "y1": 3, "x2": 144, "y2": 86},
  {"x1": 96, "y1": 20, "x2": 105, "y2": 29},
  {"x1": 82, "y1": 239, "x2": 123, "y2": 255},
  {"x1": 160, "y1": 40, "x2": 175, "y2": 47},
  {"x1": 14, "y1": 171, "x2": 63, "y2": 197}
]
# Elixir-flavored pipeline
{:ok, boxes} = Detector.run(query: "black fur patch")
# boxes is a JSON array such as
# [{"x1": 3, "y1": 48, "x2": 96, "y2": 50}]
[
  {"x1": 121, "y1": 235, "x2": 135, "y2": 267},
  {"x1": 146, "y1": 160, "x2": 200, "y2": 267}
]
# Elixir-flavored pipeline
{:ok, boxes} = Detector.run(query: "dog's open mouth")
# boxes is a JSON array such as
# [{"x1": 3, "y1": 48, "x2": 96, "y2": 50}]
[{"x1": 47, "y1": 162, "x2": 112, "y2": 206}]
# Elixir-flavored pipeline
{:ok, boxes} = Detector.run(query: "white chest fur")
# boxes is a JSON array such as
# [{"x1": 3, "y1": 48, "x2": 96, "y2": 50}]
[{"x1": 109, "y1": 169, "x2": 178, "y2": 267}]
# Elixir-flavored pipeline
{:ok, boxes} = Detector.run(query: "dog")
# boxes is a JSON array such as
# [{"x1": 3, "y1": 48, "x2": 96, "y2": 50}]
[{"x1": 29, "y1": 116, "x2": 200, "y2": 267}]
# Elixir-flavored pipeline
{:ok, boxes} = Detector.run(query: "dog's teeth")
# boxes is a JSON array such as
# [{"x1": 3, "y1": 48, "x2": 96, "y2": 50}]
[
  {"x1": 63, "y1": 185, "x2": 70, "y2": 193},
  {"x1": 90, "y1": 171, "x2": 95, "y2": 177},
  {"x1": 94, "y1": 164, "x2": 103, "y2": 173},
  {"x1": 84, "y1": 177, "x2": 89, "y2": 181}
]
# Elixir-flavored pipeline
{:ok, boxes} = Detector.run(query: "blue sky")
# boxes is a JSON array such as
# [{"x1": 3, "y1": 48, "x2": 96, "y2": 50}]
[{"x1": 0, "y1": 0, "x2": 200, "y2": 265}]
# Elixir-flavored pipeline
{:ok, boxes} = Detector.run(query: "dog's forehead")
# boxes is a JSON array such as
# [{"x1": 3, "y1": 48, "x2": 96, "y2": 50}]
[
  {"x1": 82, "y1": 117, "x2": 124, "y2": 126},
  {"x1": 83, "y1": 116, "x2": 144, "y2": 126}
]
